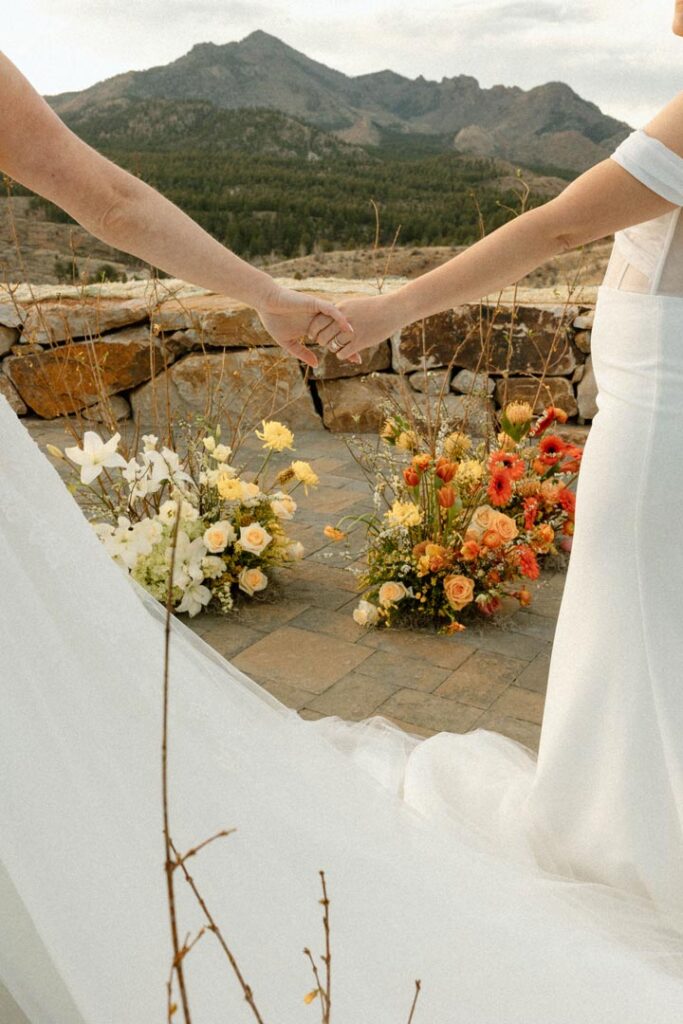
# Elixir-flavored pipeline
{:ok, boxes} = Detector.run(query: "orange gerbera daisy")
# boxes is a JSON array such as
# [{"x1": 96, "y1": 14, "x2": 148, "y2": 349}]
[
  {"x1": 538, "y1": 434, "x2": 566, "y2": 460},
  {"x1": 487, "y1": 450, "x2": 525, "y2": 480},
  {"x1": 487, "y1": 468, "x2": 513, "y2": 506}
]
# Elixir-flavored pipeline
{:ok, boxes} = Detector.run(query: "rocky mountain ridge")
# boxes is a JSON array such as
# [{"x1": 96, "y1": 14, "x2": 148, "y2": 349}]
[{"x1": 48, "y1": 30, "x2": 631, "y2": 172}]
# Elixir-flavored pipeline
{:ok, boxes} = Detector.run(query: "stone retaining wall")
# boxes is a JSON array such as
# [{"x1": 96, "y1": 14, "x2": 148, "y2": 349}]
[{"x1": 0, "y1": 278, "x2": 598, "y2": 433}]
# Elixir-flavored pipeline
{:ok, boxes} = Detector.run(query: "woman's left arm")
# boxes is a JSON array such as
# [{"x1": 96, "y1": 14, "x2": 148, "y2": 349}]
[
  {"x1": 0, "y1": 52, "x2": 350, "y2": 365},
  {"x1": 313, "y1": 96, "x2": 683, "y2": 360}
]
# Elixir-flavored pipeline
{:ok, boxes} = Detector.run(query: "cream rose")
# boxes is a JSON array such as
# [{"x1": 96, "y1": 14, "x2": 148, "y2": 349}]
[
  {"x1": 203, "y1": 520, "x2": 236, "y2": 553},
  {"x1": 270, "y1": 492, "x2": 297, "y2": 520},
  {"x1": 240, "y1": 481, "x2": 263, "y2": 505},
  {"x1": 469, "y1": 504, "x2": 499, "y2": 536},
  {"x1": 353, "y1": 599, "x2": 380, "y2": 626},
  {"x1": 238, "y1": 567, "x2": 268, "y2": 596},
  {"x1": 443, "y1": 574, "x2": 475, "y2": 611},
  {"x1": 238, "y1": 523, "x2": 272, "y2": 555},
  {"x1": 286, "y1": 540, "x2": 305, "y2": 560},
  {"x1": 378, "y1": 580, "x2": 409, "y2": 607}
]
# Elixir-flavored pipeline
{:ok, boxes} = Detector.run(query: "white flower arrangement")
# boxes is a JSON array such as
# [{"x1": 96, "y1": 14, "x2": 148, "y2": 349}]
[{"x1": 49, "y1": 420, "x2": 320, "y2": 617}]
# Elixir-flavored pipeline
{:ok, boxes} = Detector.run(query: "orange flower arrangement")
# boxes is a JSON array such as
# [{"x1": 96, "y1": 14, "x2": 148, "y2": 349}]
[{"x1": 331, "y1": 401, "x2": 582, "y2": 633}]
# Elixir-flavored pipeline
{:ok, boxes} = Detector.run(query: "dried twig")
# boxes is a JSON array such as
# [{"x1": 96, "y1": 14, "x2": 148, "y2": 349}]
[
  {"x1": 162, "y1": 500, "x2": 193, "y2": 1023},
  {"x1": 169, "y1": 837, "x2": 267, "y2": 1024},
  {"x1": 406, "y1": 980, "x2": 422, "y2": 1024}
]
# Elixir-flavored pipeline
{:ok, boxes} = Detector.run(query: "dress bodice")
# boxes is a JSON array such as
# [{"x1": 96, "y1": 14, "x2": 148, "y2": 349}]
[{"x1": 602, "y1": 128, "x2": 683, "y2": 296}]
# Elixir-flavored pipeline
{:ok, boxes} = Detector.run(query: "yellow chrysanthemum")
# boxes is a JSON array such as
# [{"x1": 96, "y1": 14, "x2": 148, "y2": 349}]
[
  {"x1": 385, "y1": 499, "x2": 422, "y2": 529},
  {"x1": 216, "y1": 475, "x2": 243, "y2": 501},
  {"x1": 291, "y1": 460, "x2": 319, "y2": 492},
  {"x1": 496, "y1": 430, "x2": 518, "y2": 452},
  {"x1": 380, "y1": 418, "x2": 398, "y2": 439},
  {"x1": 455, "y1": 459, "x2": 485, "y2": 485},
  {"x1": 256, "y1": 420, "x2": 295, "y2": 452}
]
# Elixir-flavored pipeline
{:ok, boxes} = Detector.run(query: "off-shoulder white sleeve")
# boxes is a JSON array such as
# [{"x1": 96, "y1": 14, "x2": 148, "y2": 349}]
[{"x1": 610, "y1": 128, "x2": 683, "y2": 206}]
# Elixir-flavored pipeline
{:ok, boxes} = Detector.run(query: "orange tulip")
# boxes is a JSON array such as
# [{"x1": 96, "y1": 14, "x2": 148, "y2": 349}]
[
  {"x1": 435, "y1": 458, "x2": 457, "y2": 483},
  {"x1": 438, "y1": 486, "x2": 456, "y2": 508}
]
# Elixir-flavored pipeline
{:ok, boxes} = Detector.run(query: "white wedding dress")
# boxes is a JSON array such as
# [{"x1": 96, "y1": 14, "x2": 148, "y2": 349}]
[{"x1": 2, "y1": 127, "x2": 683, "y2": 1023}]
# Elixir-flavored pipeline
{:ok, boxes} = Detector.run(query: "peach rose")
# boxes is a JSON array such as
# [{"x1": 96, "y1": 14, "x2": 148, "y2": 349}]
[
  {"x1": 238, "y1": 567, "x2": 268, "y2": 596},
  {"x1": 443, "y1": 574, "x2": 475, "y2": 611},
  {"x1": 238, "y1": 523, "x2": 272, "y2": 555},
  {"x1": 203, "y1": 520, "x2": 236, "y2": 553},
  {"x1": 495, "y1": 513, "x2": 518, "y2": 543}
]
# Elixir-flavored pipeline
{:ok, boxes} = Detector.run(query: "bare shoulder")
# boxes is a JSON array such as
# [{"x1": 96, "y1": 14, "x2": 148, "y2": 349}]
[
  {"x1": 0, "y1": 51, "x2": 75, "y2": 182},
  {"x1": 643, "y1": 92, "x2": 683, "y2": 157},
  {"x1": 0, "y1": 51, "x2": 122, "y2": 226}
]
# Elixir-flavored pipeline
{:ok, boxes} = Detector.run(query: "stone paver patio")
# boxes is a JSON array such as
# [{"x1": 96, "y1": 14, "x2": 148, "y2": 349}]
[
  {"x1": 2, "y1": 417, "x2": 569, "y2": 1024},
  {"x1": 27, "y1": 418, "x2": 567, "y2": 752}
]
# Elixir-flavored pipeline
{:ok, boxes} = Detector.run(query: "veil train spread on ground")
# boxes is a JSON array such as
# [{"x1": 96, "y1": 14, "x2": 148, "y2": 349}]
[{"x1": 2, "y1": 125, "x2": 683, "y2": 1022}]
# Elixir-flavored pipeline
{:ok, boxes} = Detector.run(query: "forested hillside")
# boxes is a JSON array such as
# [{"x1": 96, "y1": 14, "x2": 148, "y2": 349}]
[{"x1": 26, "y1": 99, "x2": 568, "y2": 261}]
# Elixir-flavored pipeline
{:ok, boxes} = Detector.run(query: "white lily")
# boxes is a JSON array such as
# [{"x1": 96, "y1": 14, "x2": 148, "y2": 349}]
[
  {"x1": 65, "y1": 431, "x2": 127, "y2": 485},
  {"x1": 123, "y1": 458, "x2": 154, "y2": 500},
  {"x1": 166, "y1": 531, "x2": 207, "y2": 588},
  {"x1": 176, "y1": 581, "x2": 212, "y2": 617}
]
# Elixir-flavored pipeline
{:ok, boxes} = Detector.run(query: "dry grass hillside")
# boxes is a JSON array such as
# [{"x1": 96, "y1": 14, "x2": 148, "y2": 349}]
[
  {"x1": 0, "y1": 194, "x2": 612, "y2": 290},
  {"x1": 265, "y1": 240, "x2": 612, "y2": 288}
]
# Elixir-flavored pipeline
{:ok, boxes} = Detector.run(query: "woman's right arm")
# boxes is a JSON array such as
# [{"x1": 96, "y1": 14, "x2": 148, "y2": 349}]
[
  {"x1": 315, "y1": 93, "x2": 683, "y2": 359},
  {"x1": 0, "y1": 52, "x2": 351, "y2": 364}
]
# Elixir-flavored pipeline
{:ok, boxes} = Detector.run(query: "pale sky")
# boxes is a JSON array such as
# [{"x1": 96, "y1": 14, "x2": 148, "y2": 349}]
[{"x1": 4, "y1": 0, "x2": 682, "y2": 128}]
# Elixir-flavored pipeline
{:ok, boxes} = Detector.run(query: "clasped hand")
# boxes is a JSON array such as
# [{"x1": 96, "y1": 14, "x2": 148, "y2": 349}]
[{"x1": 258, "y1": 286, "x2": 405, "y2": 369}]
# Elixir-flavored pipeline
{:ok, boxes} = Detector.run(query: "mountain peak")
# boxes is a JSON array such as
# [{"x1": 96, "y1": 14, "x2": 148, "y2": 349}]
[{"x1": 47, "y1": 34, "x2": 632, "y2": 173}]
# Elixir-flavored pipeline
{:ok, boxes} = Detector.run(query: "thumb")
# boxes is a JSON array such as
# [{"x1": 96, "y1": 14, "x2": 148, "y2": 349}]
[{"x1": 316, "y1": 299, "x2": 353, "y2": 336}]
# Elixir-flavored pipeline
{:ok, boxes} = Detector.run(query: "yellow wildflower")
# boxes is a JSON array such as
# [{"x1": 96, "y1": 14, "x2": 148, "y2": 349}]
[
  {"x1": 443, "y1": 431, "x2": 472, "y2": 459},
  {"x1": 217, "y1": 475, "x2": 244, "y2": 501},
  {"x1": 385, "y1": 499, "x2": 422, "y2": 529},
  {"x1": 455, "y1": 459, "x2": 485, "y2": 485},
  {"x1": 396, "y1": 430, "x2": 419, "y2": 452},
  {"x1": 256, "y1": 420, "x2": 295, "y2": 452},
  {"x1": 291, "y1": 460, "x2": 319, "y2": 492}
]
